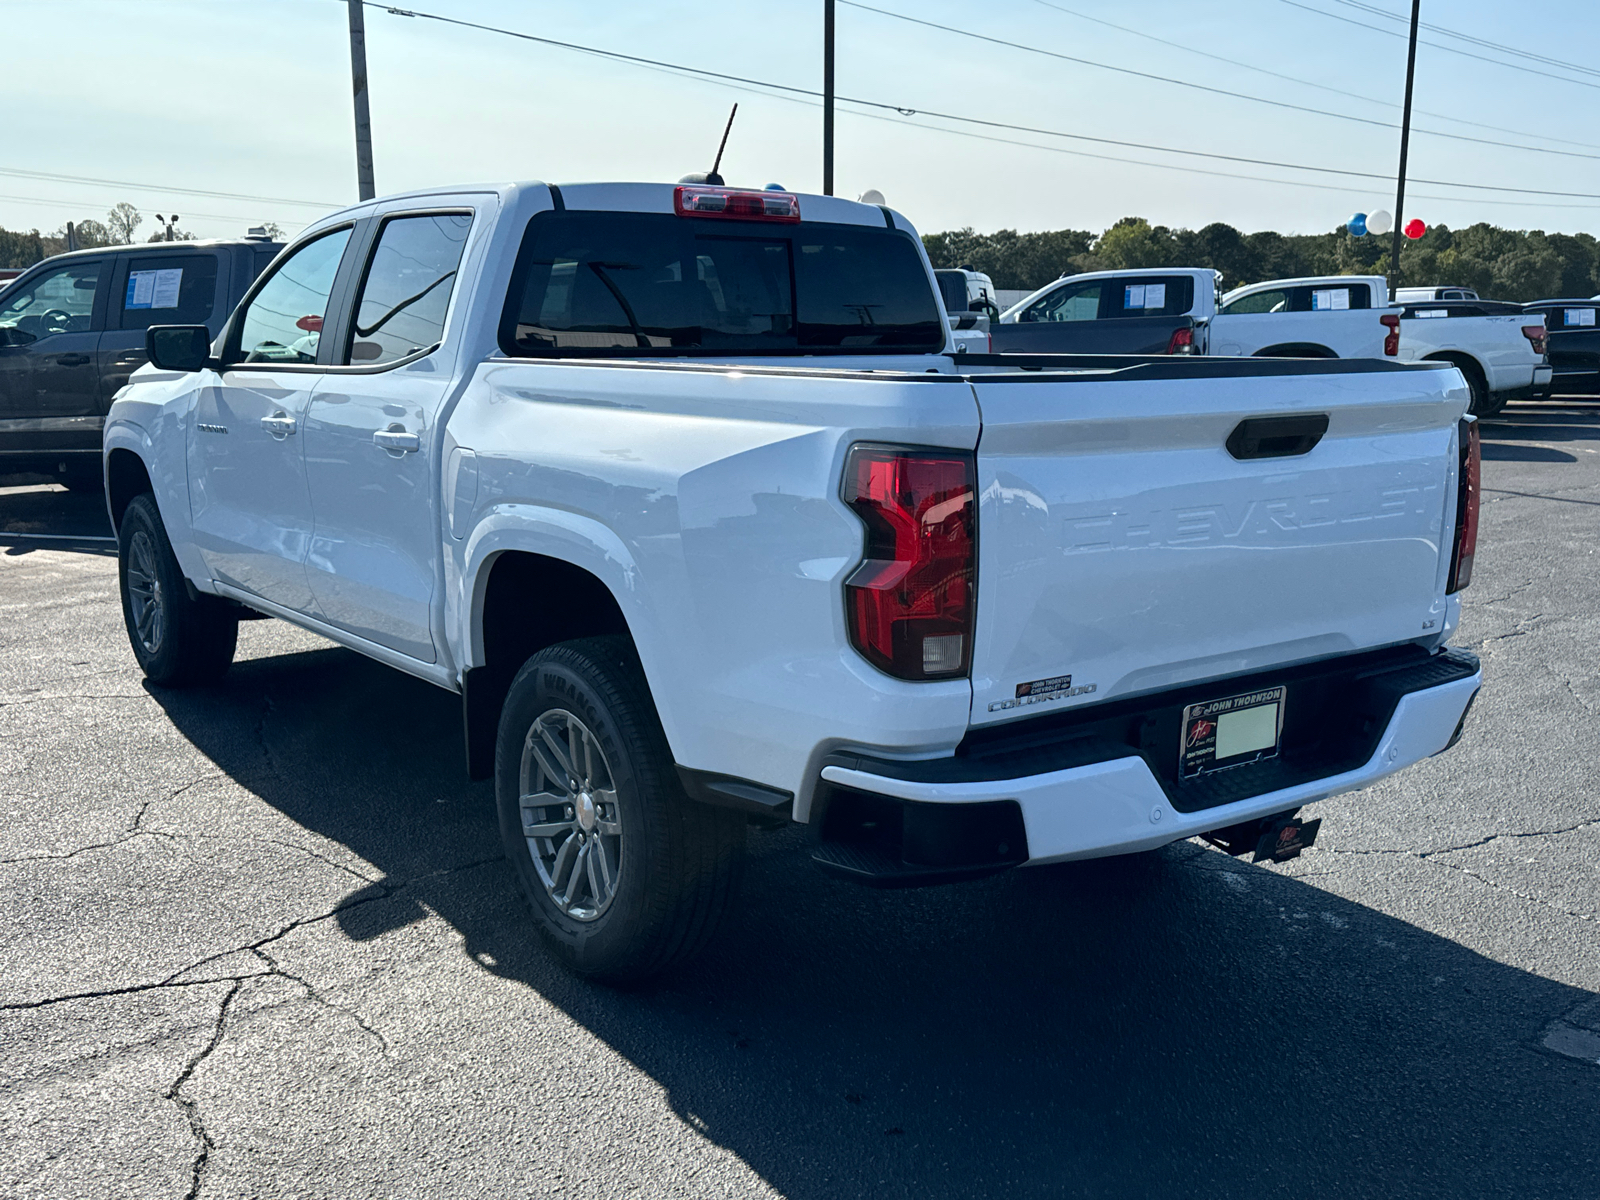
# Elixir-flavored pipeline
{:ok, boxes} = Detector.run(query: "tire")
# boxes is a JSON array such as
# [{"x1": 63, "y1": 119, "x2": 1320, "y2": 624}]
[
  {"x1": 117, "y1": 493, "x2": 238, "y2": 686},
  {"x1": 495, "y1": 636, "x2": 745, "y2": 984},
  {"x1": 1474, "y1": 390, "x2": 1508, "y2": 418}
]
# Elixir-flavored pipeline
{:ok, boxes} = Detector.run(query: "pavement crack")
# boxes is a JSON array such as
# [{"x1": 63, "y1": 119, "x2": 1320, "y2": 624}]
[
  {"x1": 166, "y1": 979, "x2": 240, "y2": 1200},
  {"x1": 251, "y1": 947, "x2": 391, "y2": 1054},
  {"x1": 0, "y1": 973, "x2": 265, "y2": 1013},
  {"x1": 262, "y1": 838, "x2": 376, "y2": 884},
  {"x1": 0, "y1": 827, "x2": 177, "y2": 867},
  {"x1": 1423, "y1": 855, "x2": 1595, "y2": 925}
]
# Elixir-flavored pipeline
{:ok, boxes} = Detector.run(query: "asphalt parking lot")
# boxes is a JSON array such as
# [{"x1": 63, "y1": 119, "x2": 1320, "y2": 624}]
[{"x1": 2, "y1": 402, "x2": 1598, "y2": 1200}]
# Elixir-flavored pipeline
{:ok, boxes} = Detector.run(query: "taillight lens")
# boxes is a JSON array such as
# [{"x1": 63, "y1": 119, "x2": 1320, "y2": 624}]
[
  {"x1": 1381, "y1": 313, "x2": 1400, "y2": 356},
  {"x1": 674, "y1": 185, "x2": 801, "y2": 222},
  {"x1": 1521, "y1": 324, "x2": 1547, "y2": 356},
  {"x1": 1448, "y1": 418, "x2": 1480, "y2": 593},
  {"x1": 1166, "y1": 326, "x2": 1194, "y2": 355},
  {"x1": 842, "y1": 446, "x2": 976, "y2": 680}
]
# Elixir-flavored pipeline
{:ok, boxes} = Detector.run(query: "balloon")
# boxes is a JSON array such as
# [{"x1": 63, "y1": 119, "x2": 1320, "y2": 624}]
[
  {"x1": 1347, "y1": 212, "x2": 1368, "y2": 236},
  {"x1": 1404, "y1": 218, "x2": 1426, "y2": 240},
  {"x1": 1367, "y1": 208, "x2": 1393, "y2": 235}
]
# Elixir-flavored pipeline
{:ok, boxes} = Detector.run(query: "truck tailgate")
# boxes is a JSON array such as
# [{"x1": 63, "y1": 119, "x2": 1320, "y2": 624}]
[{"x1": 968, "y1": 362, "x2": 1463, "y2": 725}]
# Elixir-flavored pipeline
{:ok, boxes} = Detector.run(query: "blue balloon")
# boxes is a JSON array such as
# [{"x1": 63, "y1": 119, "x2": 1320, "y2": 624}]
[{"x1": 1348, "y1": 212, "x2": 1368, "y2": 237}]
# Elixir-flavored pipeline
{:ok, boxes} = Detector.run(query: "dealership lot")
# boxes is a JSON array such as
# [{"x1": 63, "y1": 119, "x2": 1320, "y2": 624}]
[{"x1": 1, "y1": 403, "x2": 1598, "y2": 1199}]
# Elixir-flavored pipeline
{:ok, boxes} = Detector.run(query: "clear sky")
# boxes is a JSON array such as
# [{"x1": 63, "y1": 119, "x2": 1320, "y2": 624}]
[{"x1": 2, "y1": 0, "x2": 1598, "y2": 243}]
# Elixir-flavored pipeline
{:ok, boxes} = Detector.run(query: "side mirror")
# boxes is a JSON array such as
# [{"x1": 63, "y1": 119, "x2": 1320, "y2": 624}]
[{"x1": 146, "y1": 325, "x2": 213, "y2": 372}]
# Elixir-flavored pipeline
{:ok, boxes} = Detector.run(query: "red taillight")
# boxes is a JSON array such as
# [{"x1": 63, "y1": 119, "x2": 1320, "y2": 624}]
[
  {"x1": 674, "y1": 185, "x2": 801, "y2": 222},
  {"x1": 1448, "y1": 418, "x2": 1479, "y2": 593},
  {"x1": 1521, "y1": 324, "x2": 1547, "y2": 356},
  {"x1": 1381, "y1": 312, "x2": 1400, "y2": 356},
  {"x1": 1166, "y1": 326, "x2": 1194, "y2": 355},
  {"x1": 842, "y1": 446, "x2": 976, "y2": 680}
]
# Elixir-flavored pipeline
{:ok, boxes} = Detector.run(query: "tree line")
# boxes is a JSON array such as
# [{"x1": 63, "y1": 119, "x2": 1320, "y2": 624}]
[
  {"x1": 1, "y1": 204, "x2": 285, "y2": 268},
  {"x1": 923, "y1": 217, "x2": 1600, "y2": 302}
]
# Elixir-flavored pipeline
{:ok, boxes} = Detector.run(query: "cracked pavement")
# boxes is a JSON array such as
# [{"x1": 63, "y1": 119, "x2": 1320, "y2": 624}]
[{"x1": 2, "y1": 403, "x2": 1599, "y2": 1199}]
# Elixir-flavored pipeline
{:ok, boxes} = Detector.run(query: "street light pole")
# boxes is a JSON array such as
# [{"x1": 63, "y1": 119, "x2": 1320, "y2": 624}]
[
  {"x1": 1389, "y1": 0, "x2": 1421, "y2": 293},
  {"x1": 348, "y1": 0, "x2": 376, "y2": 202},
  {"x1": 823, "y1": 0, "x2": 835, "y2": 196}
]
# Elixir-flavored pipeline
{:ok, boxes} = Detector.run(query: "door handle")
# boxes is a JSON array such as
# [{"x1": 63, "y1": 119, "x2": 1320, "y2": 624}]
[
  {"x1": 373, "y1": 425, "x2": 420, "y2": 454},
  {"x1": 260, "y1": 412, "x2": 297, "y2": 438},
  {"x1": 56, "y1": 353, "x2": 91, "y2": 367}
]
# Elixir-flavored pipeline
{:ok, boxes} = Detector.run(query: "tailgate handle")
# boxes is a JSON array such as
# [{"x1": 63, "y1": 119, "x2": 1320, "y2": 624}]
[{"x1": 1226, "y1": 414, "x2": 1329, "y2": 460}]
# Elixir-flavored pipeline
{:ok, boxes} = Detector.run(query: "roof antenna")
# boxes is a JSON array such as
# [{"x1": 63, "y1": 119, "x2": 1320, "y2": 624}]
[{"x1": 708, "y1": 103, "x2": 737, "y2": 186}]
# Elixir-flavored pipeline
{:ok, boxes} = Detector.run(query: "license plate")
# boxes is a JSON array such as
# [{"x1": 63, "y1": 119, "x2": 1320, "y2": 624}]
[{"x1": 1180, "y1": 686, "x2": 1286, "y2": 778}]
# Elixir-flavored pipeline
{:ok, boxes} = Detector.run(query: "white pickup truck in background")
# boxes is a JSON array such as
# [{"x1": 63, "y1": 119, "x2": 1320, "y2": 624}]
[
  {"x1": 935, "y1": 266, "x2": 996, "y2": 354},
  {"x1": 103, "y1": 181, "x2": 1483, "y2": 982},
  {"x1": 994, "y1": 267, "x2": 1402, "y2": 360},
  {"x1": 1395, "y1": 295, "x2": 1551, "y2": 416}
]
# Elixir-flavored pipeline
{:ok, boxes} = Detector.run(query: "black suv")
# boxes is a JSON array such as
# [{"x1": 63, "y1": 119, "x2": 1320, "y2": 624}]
[{"x1": 0, "y1": 235, "x2": 283, "y2": 489}]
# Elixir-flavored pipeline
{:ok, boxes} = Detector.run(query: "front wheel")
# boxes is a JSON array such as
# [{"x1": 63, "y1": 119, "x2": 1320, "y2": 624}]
[
  {"x1": 495, "y1": 636, "x2": 745, "y2": 984},
  {"x1": 117, "y1": 493, "x2": 237, "y2": 686}
]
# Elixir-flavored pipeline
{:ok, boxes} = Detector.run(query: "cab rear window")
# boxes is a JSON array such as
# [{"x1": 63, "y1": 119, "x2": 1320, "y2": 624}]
[{"x1": 499, "y1": 211, "x2": 944, "y2": 357}]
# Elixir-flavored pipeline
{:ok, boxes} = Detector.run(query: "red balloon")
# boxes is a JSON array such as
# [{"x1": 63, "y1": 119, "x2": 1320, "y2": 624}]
[{"x1": 1404, "y1": 218, "x2": 1426, "y2": 240}]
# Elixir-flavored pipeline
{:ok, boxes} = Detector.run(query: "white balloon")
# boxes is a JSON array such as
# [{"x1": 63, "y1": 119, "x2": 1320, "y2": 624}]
[{"x1": 1367, "y1": 208, "x2": 1393, "y2": 235}]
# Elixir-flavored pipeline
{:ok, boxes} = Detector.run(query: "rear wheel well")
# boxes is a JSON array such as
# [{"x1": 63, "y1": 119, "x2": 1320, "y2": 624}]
[
  {"x1": 464, "y1": 551, "x2": 633, "y2": 779},
  {"x1": 106, "y1": 449, "x2": 153, "y2": 531},
  {"x1": 1422, "y1": 351, "x2": 1486, "y2": 390},
  {"x1": 1422, "y1": 352, "x2": 1492, "y2": 412},
  {"x1": 1253, "y1": 343, "x2": 1337, "y2": 359}
]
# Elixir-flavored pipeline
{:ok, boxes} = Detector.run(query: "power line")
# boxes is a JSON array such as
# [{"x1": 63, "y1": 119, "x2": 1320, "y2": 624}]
[
  {"x1": 1332, "y1": 0, "x2": 1600, "y2": 81},
  {"x1": 0, "y1": 191, "x2": 299, "y2": 228},
  {"x1": 1028, "y1": 0, "x2": 1600, "y2": 153},
  {"x1": 371, "y1": 3, "x2": 1600, "y2": 201},
  {"x1": 0, "y1": 167, "x2": 335, "y2": 209},
  {"x1": 1279, "y1": 0, "x2": 1600, "y2": 92},
  {"x1": 840, "y1": 1, "x2": 1600, "y2": 163}
]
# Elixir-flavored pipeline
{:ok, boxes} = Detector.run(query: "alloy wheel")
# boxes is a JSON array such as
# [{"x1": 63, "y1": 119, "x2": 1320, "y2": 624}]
[{"x1": 518, "y1": 708, "x2": 623, "y2": 921}]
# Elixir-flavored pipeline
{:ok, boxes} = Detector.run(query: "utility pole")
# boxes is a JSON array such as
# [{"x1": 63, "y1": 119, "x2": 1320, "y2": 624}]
[
  {"x1": 1389, "y1": 0, "x2": 1421, "y2": 293},
  {"x1": 348, "y1": 0, "x2": 376, "y2": 202},
  {"x1": 823, "y1": 0, "x2": 835, "y2": 196}
]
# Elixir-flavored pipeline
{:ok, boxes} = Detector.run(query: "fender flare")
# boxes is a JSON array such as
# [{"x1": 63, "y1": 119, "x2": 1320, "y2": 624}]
[{"x1": 457, "y1": 503, "x2": 657, "y2": 672}]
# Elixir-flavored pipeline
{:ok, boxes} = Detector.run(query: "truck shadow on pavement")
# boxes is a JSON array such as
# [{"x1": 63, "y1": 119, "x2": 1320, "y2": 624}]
[{"x1": 148, "y1": 640, "x2": 1600, "y2": 1199}]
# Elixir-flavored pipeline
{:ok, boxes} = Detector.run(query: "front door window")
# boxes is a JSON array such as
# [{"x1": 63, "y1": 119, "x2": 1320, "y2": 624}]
[{"x1": 232, "y1": 229, "x2": 352, "y2": 364}]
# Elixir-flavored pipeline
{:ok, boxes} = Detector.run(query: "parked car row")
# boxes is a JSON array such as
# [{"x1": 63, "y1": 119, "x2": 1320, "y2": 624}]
[
  {"x1": 0, "y1": 233, "x2": 282, "y2": 487},
  {"x1": 992, "y1": 269, "x2": 1551, "y2": 415}
]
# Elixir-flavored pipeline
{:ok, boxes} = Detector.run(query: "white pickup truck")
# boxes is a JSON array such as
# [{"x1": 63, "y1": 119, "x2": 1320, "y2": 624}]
[
  {"x1": 995, "y1": 268, "x2": 1402, "y2": 361},
  {"x1": 1394, "y1": 294, "x2": 1551, "y2": 416},
  {"x1": 104, "y1": 181, "x2": 1483, "y2": 982}
]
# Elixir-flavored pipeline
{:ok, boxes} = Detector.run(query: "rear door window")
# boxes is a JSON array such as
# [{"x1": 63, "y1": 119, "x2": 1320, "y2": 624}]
[
  {"x1": 501, "y1": 211, "x2": 942, "y2": 356},
  {"x1": 1561, "y1": 306, "x2": 1597, "y2": 328},
  {"x1": 117, "y1": 252, "x2": 220, "y2": 330},
  {"x1": 345, "y1": 212, "x2": 472, "y2": 364},
  {"x1": 1104, "y1": 276, "x2": 1194, "y2": 318}
]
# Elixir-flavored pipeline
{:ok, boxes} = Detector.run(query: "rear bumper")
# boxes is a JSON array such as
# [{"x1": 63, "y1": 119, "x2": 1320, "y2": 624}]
[{"x1": 816, "y1": 648, "x2": 1480, "y2": 873}]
